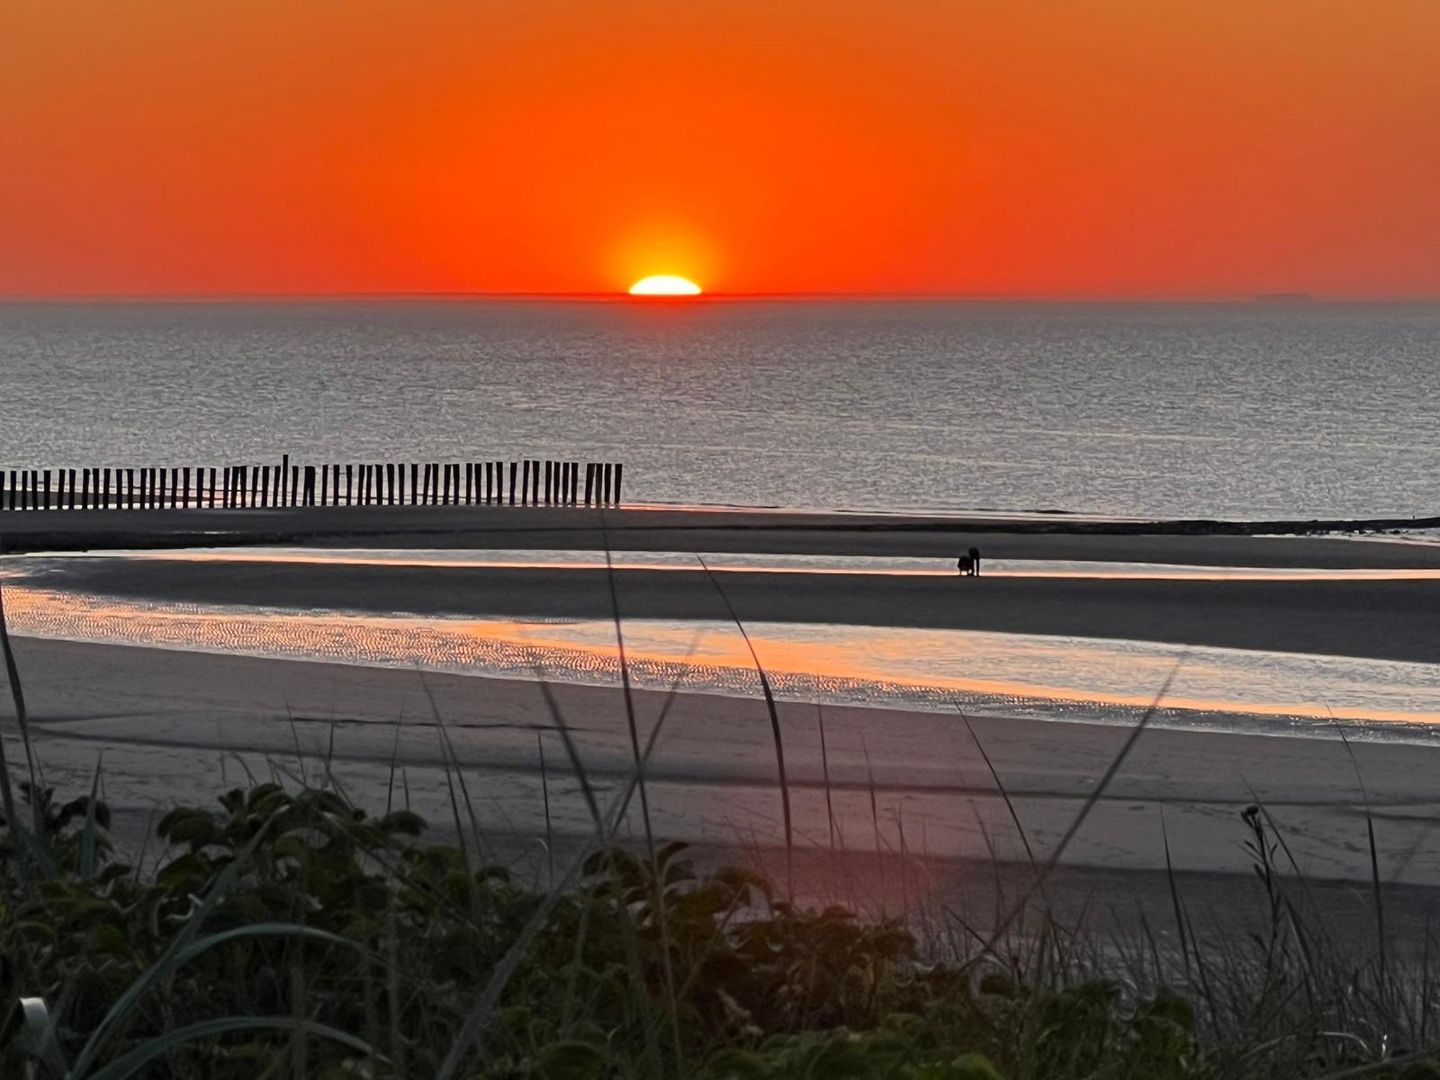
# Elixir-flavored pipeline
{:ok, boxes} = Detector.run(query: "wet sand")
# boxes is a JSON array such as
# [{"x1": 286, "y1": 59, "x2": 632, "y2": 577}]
[{"x1": 28, "y1": 556, "x2": 1440, "y2": 663}]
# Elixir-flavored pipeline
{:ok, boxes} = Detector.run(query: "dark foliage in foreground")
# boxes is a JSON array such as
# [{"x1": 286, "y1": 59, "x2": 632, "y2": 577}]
[{"x1": 1, "y1": 781, "x2": 1437, "y2": 1079}]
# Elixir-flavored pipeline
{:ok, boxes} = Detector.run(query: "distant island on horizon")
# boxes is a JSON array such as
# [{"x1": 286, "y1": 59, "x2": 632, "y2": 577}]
[{"x1": 1253, "y1": 292, "x2": 1317, "y2": 304}]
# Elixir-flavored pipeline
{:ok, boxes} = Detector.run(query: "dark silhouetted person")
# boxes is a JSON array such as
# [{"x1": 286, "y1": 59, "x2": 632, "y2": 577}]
[
  {"x1": 968, "y1": 546, "x2": 981, "y2": 576},
  {"x1": 956, "y1": 554, "x2": 973, "y2": 577}
]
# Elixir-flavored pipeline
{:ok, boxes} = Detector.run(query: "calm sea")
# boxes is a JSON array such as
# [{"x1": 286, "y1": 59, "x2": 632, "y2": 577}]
[{"x1": 2, "y1": 300, "x2": 1437, "y2": 519}]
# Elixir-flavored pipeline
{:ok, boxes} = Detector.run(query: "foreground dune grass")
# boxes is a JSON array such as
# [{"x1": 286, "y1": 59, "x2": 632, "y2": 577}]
[
  {"x1": 3, "y1": 570, "x2": 1440, "y2": 1078},
  {"x1": 3, "y1": 773, "x2": 1440, "y2": 1079}
]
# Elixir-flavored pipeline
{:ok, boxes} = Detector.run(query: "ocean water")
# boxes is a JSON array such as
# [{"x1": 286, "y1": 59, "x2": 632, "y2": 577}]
[{"x1": 2, "y1": 300, "x2": 1437, "y2": 519}]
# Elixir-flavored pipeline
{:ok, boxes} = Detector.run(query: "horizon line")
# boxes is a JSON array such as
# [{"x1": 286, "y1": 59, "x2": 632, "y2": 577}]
[{"x1": 3, "y1": 290, "x2": 1439, "y2": 304}]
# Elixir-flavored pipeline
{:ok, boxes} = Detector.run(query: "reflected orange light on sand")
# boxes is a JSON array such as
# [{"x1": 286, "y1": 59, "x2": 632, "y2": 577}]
[
  {"x1": 5, "y1": 582, "x2": 1439, "y2": 728},
  {"x1": 503, "y1": 622, "x2": 1440, "y2": 726}
]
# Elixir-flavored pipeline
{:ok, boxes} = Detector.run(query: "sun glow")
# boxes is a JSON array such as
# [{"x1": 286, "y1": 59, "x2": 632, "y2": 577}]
[{"x1": 628, "y1": 274, "x2": 702, "y2": 297}]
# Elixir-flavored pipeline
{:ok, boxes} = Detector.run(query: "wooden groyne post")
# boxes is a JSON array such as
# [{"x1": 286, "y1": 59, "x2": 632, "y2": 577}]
[{"x1": 0, "y1": 457, "x2": 627, "y2": 510}]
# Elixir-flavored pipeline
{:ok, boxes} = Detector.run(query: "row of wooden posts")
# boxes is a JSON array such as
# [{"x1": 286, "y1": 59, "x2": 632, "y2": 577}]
[{"x1": 0, "y1": 457, "x2": 624, "y2": 511}]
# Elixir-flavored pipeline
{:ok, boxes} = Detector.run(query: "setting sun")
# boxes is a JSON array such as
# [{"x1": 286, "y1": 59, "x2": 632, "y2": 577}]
[{"x1": 628, "y1": 275, "x2": 702, "y2": 297}]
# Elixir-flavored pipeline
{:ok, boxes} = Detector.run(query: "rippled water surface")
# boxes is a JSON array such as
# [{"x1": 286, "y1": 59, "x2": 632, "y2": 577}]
[{"x1": 4, "y1": 301, "x2": 1439, "y2": 517}]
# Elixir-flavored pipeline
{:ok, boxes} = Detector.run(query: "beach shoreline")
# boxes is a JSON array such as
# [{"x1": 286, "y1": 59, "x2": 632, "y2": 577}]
[
  {"x1": 4, "y1": 505, "x2": 1439, "y2": 933},
  {"x1": 17, "y1": 541, "x2": 1440, "y2": 663}
]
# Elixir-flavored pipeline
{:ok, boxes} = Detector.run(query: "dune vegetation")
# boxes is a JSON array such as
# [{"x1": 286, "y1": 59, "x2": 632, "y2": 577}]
[{"x1": 2, "y1": 581, "x2": 1439, "y2": 1079}]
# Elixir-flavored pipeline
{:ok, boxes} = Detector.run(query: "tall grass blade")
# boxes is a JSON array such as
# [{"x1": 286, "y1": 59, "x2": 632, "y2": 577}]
[
  {"x1": 694, "y1": 553, "x2": 794, "y2": 901},
  {"x1": 1159, "y1": 803, "x2": 1192, "y2": 984},
  {"x1": 977, "y1": 656, "x2": 1184, "y2": 959},
  {"x1": 956, "y1": 705, "x2": 1039, "y2": 869},
  {"x1": 1337, "y1": 725, "x2": 1388, "y2": 983},
  {"x1": 600, "y1": 537, "x2": 683, "y2": 1076},
  {"x1": 68, "y1": 807, "x2": 288, "y2": 1076},
  {"x1": 385, "y1": 699, "x2": 405, "y2": 816},
  {"x1": 419, "y1": 672, "x2": 488, "y2": 865},
  {"x1": 817, "y1": 703, "x2": 837, "y2": 855},
  {"x1": 435, "y1": 712, "x2": 675, "y2": 1080},
  {"x1": 0, "y1": 575, "x2": 42, "y2": 842},
  {"x1": 84, "y1": 1017, "x2": 387, "y2": 1080},
  {"x1": 537, "y1": 729, "x2": 554, "y2": 888},
  {"x1": 79, "y1": 752, "x2": 104, "y2": 880},
  {"x1": 18, "y1": 996, "x2": 67, "y2": 1076}
]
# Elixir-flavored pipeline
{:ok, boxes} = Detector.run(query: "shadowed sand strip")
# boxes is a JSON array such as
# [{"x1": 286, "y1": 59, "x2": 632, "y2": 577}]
[{"x1": 4, "y1": 504, "x2": 1440, "y2": 566}]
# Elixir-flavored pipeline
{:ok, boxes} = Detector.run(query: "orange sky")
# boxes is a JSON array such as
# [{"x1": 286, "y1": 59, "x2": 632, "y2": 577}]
[{"x1": 3, "y1": 1, "x2": 1437, "y2": 297}]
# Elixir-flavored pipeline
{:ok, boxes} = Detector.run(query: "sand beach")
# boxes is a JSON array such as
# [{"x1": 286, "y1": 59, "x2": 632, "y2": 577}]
[{"x1": 4, "y1": 504, "x2": 1440, "y2": 935}]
